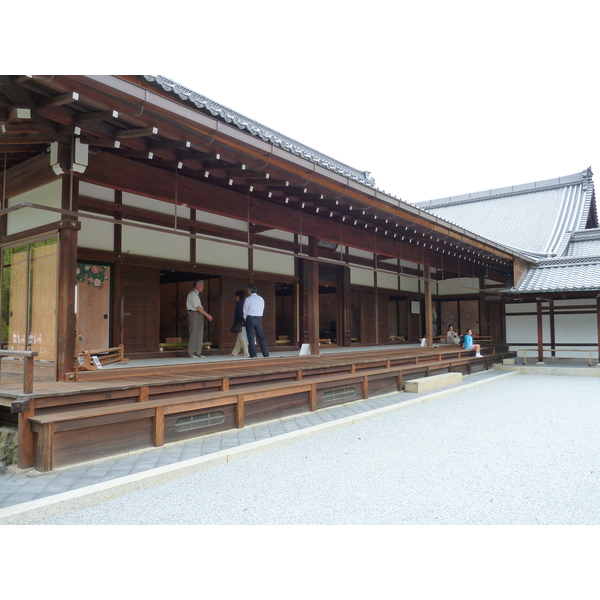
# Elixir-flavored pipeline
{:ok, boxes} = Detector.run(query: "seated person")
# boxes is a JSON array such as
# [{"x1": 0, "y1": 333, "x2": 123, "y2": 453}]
[
  {"x1": 446, "y1": 325, "x2": 460, "y2": 344},
  {"x1": 463, "y1": 329, "x2": 482, "y2": 357}
]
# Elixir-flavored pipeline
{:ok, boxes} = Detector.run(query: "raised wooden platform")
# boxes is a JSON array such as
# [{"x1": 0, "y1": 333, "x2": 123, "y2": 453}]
[{"x1": 0, "y1": 344, "x2": 515, "y2": 472}]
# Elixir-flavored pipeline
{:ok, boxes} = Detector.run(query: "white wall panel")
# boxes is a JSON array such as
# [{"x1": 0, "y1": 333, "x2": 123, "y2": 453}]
[
  {"x1": 351, "y1": 267, "x2": 374, "y2": 287},
  {"x1": 253, "y1": 249, "x2": 294, "y2": 275},
  {"x1": 506, "y1": 314, "x2": 549, "y2": 344},
  {"x1": 123, "y1": 227, "x2": 189, "y2": 261},
  {"x1": 505, "y1": 302, "x2": 536, "y2": 314},
  {"x1": 122, "y1": 192, "x2": 190, "y2": 219},
  {"x1": 399, "y1": 275, "x2": 419, "y2": 293},
  {"x1": 195, "y1": 209, "x2": 247, "y2": 232},
  {"x1": 437, "y1": 277, "x2": 480, "y2": 295},
  {"x1": 79, "y1": 212, "x2": 114, "y2": 251},
  {"x1": 196, "y1": 239, "x2": 248, "y2": 269},
  {"x1": 7, "y1": 181, "x2": 62, "y2": 234},
  {"x1": 79, "y1": 182, "x2": 115, "y2": 201},
  {"x1": 377, "y1": 271, "x2": 399, "y2": 290}
]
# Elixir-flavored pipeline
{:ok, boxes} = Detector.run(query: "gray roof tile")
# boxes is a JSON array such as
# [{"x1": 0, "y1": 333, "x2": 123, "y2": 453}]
[
  {"x1": 513, "y1": 256, "x2": 600, "y2": 293},
  {"x1": 414, "y1": 168, "x2": 596, "y2": 260}
]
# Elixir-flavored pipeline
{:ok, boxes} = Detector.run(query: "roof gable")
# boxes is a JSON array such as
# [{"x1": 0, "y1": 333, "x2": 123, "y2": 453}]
[{"x1": 414, "y1": 168, "x2": 595, "y2": 260}]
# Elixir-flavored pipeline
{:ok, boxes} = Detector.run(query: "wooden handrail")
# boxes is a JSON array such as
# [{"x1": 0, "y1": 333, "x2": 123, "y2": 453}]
[
  {"x1": 519, "y1": 347, "x2": 599, "y2": 366},
  {"x1": 0, "y1": 350, "x2": 38, "y2": 394}
]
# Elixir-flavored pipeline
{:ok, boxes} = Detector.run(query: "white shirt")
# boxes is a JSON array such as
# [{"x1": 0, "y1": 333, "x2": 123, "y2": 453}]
[
  {"x1": 186, "y1": 289, "x2": 203, "y2": 311},
  {"x1": 243, "y1": 293, "x2": 265, "y2": 318}
]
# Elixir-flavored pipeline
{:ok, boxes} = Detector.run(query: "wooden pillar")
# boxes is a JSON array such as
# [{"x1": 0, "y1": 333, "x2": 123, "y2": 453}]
[
  {"x1": 536, "y1": 300, "x2": 545, "y2": 364},
  {"x1": 56, "y1": 178, "x2": 80, "y2": 381},
  {"x1": 424, "y1": 264, "x2": 433, "y2": 346},
  {"x1": 308, "y1": 239, "x2": 320, "y2": 355},
  {"x1": 16, "y1": 398, "x2": 35, "y2": 469},
  {"x1": 549, "y1": 300, "x2": 556, "y2": 358}
]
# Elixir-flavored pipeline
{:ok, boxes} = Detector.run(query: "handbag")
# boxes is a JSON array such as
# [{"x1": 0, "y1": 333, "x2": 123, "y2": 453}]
[{"x1": 230, "y1": 322, "x2": 243, "y2": 334}]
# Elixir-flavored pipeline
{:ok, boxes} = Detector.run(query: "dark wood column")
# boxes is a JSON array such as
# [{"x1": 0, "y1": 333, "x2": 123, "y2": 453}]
[
  {"x1": 549, "y1": 300, "x2": 556, "y2": 358},
  {"x1": 56, "y1": 219, "x2": 80, "y2": 380},
  {"x1": 536, "y1": 300, "x2": 545, "y2": 364},
  {"x1": 300, "y1": 237, "x2": 320, "y2": 355},
  {"x1": 424, "y1": 264, "x2": 433, "y2": 346}
]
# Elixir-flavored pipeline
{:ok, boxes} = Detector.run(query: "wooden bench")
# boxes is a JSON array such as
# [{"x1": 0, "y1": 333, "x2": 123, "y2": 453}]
[
  {"x1": 518, "y1": 347, "x2": 599, "y2": 366},
  {"x1": 25, "y1": 349, "x2": 511, "y2": 471},
  {"x1": 76, "y1": 345, "x2": 128, "y2": 373}
]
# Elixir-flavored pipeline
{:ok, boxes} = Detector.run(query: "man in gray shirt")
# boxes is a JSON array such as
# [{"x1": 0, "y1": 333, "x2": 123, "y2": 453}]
[{"x1": 186, "y1": 279, "x2": 212, "y2": 358}]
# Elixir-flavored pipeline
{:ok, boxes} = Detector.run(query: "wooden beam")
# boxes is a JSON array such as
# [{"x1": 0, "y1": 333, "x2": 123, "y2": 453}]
[
  {"x1": 116, "y1": 126, "x2": 158, "y2": 139},
  {"x1": 38, "y1": 91, "x2": 79, "y2": 108},
  {"x1": 75, "y1": 110, "x2": 118, "y2": 124},
  {"x1": 2, "y1": 151, "x2": 57, "y2": 198}
]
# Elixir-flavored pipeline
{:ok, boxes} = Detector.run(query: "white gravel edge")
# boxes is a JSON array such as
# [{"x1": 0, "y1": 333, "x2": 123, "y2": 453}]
[{"x1": 0, "y1": 371, "x2": 517, "y2": 525}]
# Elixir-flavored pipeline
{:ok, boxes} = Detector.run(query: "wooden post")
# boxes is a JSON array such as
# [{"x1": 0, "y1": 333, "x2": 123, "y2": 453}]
[
  {"x1": 38, "y1": 422, "x2": 54, "y2": 472},
  {"x1": 17, "y1": 398, "x2": 35, "y2": 469},
  {"x1": 424, "y1": 264, "x2": 433, "y2": 346},
  {"x1": 310, "y1": 383, "x2": 317, "y2": 411},
  {"x1": 549, "y1": 300, "x2": 556, "y2": 358},
  {"x1": 236, "y1": 395, "x2": 245, "y2": 428},
  {"x1": 56, "y1": 183, "x2": 80, "y2": 381},
  {"x1": 307, "y1": 238, "x2": 320, "y2": 355},
  {"x1": 536, "y1": 300, "x2": 545, "y2": 364},
  {"x1": 154, "y1": 407, "x2": 164, "y2": 447}
]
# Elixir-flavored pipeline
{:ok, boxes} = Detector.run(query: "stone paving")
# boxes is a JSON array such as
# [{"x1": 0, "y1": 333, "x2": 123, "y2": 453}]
[{"x1": 0, "y1": 368, "x2": 504, "y2": 510}]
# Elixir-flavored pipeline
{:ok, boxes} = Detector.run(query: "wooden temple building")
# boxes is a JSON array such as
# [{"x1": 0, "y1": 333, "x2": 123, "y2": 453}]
[{"x1": 0, "y1": 75, "x2": 596, "y2": 472}]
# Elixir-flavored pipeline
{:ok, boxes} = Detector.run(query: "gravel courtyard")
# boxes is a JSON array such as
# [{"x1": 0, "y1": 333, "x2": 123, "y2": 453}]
[{"x1": 37, "y1": 373, "x2": 600, "y2": 525}]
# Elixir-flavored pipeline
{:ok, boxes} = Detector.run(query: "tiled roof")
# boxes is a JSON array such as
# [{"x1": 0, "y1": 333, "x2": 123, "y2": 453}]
[
  {"x1": 564, "y1": 228, "x2": 600, "y2": 257},
  {"x1": 144, "y1": 75, "x2": 377, "y2": 189},
  {"x1": 414, "y1": 168, "x2": 596, "y2": 260},
  {"x1": 512, "y1": 255, "x2": 600, "y2": 293}
]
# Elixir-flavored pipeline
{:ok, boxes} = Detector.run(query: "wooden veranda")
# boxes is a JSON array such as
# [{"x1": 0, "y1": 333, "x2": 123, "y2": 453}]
[{"x1": 0, "y1": 343, "x2": 515, "y2": 472}]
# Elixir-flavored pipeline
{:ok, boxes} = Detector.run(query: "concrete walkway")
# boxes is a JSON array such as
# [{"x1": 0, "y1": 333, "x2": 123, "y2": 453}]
[{"x1": 0, "y1": 368, "x2": 507, "y2": 524}]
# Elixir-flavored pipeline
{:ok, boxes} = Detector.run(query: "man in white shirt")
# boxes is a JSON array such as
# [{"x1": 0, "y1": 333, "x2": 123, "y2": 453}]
[
  {"x1": 242, "y1": 284, "x2": 269, "y2": 358},
  {"x1": 186, "y1": 279, "x2": 212, "y2": 358}
]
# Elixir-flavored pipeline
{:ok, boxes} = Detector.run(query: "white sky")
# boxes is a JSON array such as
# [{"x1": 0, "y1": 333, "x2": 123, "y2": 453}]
[
  {"x1": 10, "y1": 0, "x2": 600, "y2": 205},
  {"x1": 7, "y1": 0, "x2": 598, "y2": 581}
]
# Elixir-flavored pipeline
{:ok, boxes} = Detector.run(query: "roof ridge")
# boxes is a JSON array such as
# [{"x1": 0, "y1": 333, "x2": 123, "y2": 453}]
[{"x1": 415, "y1": 169, "x2": 590, "y2": 209}]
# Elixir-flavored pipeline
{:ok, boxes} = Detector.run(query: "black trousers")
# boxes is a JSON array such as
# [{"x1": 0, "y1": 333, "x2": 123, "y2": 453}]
[{"x1": 245, "y1": 315, "x2": 269, "y2": 358}]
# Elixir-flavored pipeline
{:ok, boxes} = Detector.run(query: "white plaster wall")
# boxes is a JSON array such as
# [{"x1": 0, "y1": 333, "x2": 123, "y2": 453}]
[
  {"x1": 78, "y1": 212, "x2": 114, "y2": 251},
  {"x1": 253, "y1": 249, "x2": 294, "y2": 276},
  {"x1": 122, "y1": 225, "x2": 189, "y2": 261},
  {"x1": 506, "y1": 314, "x2": 550, "y2": 345},
  {"x1": 377, "y1": 271, "x2": 399, "y2": 290},
  {"x1": 123, "y1": 192, "x2": 191, "y2": 219},
  {"x1": 351, "y1": 267, "x2": 374, "y2": 287},
  {"x1": 7, "y1": 180, "x2": 62, "y2": 235},
  {"x1": 79, "y1": 182, "x2": 115, "y2": 201},
  {"x1": 196, "y1": 238, "x2": 248, "y2": 270},
  {"x1": 554, "y1": 299, "x2": 595, "y2": 307},
  {"x1": 399, "y1": 274, "x2": 419, "y2": 293},
  {"x1": 348, "y1": 247, "x2": 373, "y2": 260},
  {"x1": 195, "y1": 209, "x2": 247, "y2": 232},
  {"x1": 505, "y1": 302, "x2": 536, "y2": 314},
  {"x1": 258, "y1": 230, "x2": 294, "y2": 242},
  {"x1": 437, "y1": 277, "x2": 480, "y2": 295}
]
